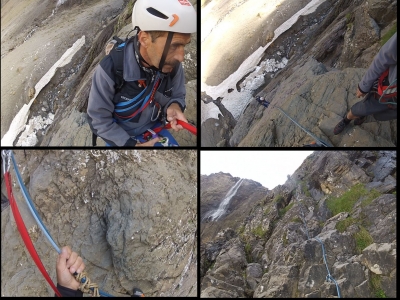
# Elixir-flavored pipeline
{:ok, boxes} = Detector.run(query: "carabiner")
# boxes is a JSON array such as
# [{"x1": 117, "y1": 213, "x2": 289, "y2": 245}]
[
  {"x1": 150, "y1": 103, "x2": 161, "y2": 122},
  {"x1": 1, "y1": 150, "x2": 12, "y2": 174}
]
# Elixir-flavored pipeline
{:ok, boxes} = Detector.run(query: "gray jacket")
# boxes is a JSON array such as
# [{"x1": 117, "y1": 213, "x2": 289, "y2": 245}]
[
  {"x1": 87, "y1": 37, "x2": 186, "y2": 146},
  {"x1": 359, "y1": 32, "x2": 397, "y2": 94}
]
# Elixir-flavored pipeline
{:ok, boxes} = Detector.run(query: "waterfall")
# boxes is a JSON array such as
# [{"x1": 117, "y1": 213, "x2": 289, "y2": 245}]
[{"x1": 209, "y1": 178, "x2": 244, "y2": 221}]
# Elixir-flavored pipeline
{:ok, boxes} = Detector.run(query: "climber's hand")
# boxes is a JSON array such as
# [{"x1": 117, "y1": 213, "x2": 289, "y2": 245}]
[
  {"x1": 356, "y1": 87, "x2": 367, "y2": 98},
  {"x1": 136, "y1": 137, "x2": 161, "y2": 147},
  {"x1": 56, "y1": 246, "x2": 85, "y2": 290},
  {"x1": 166, "y1": 103, "x2": 187, "y2": 131}
]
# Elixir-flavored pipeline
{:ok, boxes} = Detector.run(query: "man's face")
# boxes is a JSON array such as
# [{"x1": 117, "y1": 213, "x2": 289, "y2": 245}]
[{"x1": 140, "y1": 32, "x2": 191, "y2": 73}]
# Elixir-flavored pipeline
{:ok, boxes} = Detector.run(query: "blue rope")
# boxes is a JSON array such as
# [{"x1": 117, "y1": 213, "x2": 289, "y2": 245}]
[
  {"x1": 10, "y1": 152, "x2": 113, "y2": 297},
  {"x1": 11, "y1": 153, "x2": 61, "y2": 254},
  {"x1": 298, "y1": 198, "x2": 341, "y2": 298},
  {"x1": 315, "y1": 237, "x2": 341, "y2": 298}
]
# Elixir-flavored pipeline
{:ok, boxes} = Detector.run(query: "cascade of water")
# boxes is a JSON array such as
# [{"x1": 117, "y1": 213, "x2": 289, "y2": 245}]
[{"x1": 209, "y1": 178, "x2": 244, "y2": 221}]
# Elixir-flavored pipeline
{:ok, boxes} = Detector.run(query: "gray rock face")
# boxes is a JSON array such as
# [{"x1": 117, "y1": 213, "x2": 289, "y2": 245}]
[
  {"x1": 361, "y1": 243, "x2": 396, "y2": 276},
  {"x1": 201, "y1": 151, "x2": 396, "y2": 298},
  {"x1": 1, "y1": 150, "x2": 197, "y2": 296},
  {"x1": 367, "y1": 151, "x2": 396, "y2": 182},
  {"x1": 246, "y1": 263, "x2": 263, "y2": 291},
  {"x1": 366, "y1": 0, "x2": 398, "y2": 27},
  {"x1": 254, "y1": 265, "x2": 299, "y2": 298},
  {"x1": 230, "y1": 58, "x2": 396, "y2": 147},
  {"x1": 201, "y1": 238, "x2": 247, "y2": 298}
]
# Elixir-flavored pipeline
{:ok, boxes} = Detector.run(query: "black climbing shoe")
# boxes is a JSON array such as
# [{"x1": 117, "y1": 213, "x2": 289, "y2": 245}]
[
  {"x1": 333, "y1": 117, "x2": 351, "y2": 135},
  {"x1": 354, "y1": 116, "x2": 366, "y2": 126},
  {"x1": 132, "y1": 288, "x2": 144, "y2": 297}
]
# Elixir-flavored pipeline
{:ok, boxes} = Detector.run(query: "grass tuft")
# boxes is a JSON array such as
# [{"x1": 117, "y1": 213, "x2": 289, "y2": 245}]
[
  {"x1": 291, "y1": 216, "x2": 302, "y2": 223},
  {"x1": 380, "y1": 22, "x2": 397, "y2": 46},
  {"x1": 278, "y1": 202, "x2": 294, "y2": 218},
  {"x1": 370, "y1": 273, "x2": 387, "y2": 298},
  {"x1": 252, "y1": 225, "x2": 267, "y2": 238},
  {"x1": 326, "y1": 183, "x2": 366, "y2": 215},
  {"x1": 336, "y1": 217, "x2": 357, "y2": 232},
  {"x1": 244, "y1": 242, "x2": 252, "y2": 263},
  {"x1": 301, "y1": 181, "x2": 311, "y2": 197},
  {"x1": 361, "y1": 189, "x2": 381, "y2": 207},
  {"x1": 354, "y1": 226, "x2": 373, "y2": 254}
]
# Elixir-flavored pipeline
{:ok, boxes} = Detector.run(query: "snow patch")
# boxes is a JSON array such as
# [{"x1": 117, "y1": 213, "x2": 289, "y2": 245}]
[
  {"x1": 16, "y1": 114, "x2": 54, "y2": 146},
  {"x1": 1, "y1": 36, "x2": 86, "y2": 146},
  {"x1": 201, "y1": 0, "x2": 326, "y2": 122},
  {"x1": 56, "y1": 0, "x2": 67, "y2": 7},
  {"x1": 201, "y1": 101, "x2": 222, "y2": 124}
]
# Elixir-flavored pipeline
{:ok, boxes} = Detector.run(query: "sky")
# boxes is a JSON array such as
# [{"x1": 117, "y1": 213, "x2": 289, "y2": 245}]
[{"x1": 201, "y1": 151, "x2": 314, "y2": 189}]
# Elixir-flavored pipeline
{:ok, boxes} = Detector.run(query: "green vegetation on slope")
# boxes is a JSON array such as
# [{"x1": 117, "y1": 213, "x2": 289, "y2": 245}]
[
  {"x1": 380, "y1": 22, "x2": 397, "y2": 46},
  {"x1": 326, "y1": 183, "x2": 381, "y2": 215},
  {"x1": 278, "y1": 202, "x2": 294, "y2": 218},
  {"x1": 273, "y1": 195, "x2": 284, "y2": 203},
  {"x1": 355, "y1": 226, "x2": 374, "y2": 254},
  {"x1": 252, "y1": 225, "x2": 267, "y2": 238},
  {"x1": 301, "y1": 181, "x2": 311, "y2": 197},
  {"x1": 370, "y1": 273, "x2": 387, "y2": 298},
  {"x1": 244, "y1": 242, "x2": 252, "y2": 263},
  {"x1": 336, "y1": 217, "x2": 357, "y2": 233}
]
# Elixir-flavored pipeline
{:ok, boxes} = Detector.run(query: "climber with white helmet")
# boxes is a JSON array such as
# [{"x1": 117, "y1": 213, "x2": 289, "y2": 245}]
[
  {"x1": 255, "y1": 96, "x2": 270, "y2": 108},
  {"x1": 87, "y1": 0, "x2": 196, "y2": 147}
]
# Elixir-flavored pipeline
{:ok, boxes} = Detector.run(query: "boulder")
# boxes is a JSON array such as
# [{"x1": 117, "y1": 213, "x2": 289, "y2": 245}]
[
  {"x1": 254, "y1": 265, "x2": 299, "y2": 298},
  {"x1": 366, "y1": 0, "x2": 398, "y2": 27},
  {"x1": 353, "y1": 194, "x2": 396, "y2": 243},
  {"x1": 367, "y1": 151, "x2": 396, "y2": 182},
  {"x1": 360, "y1": 243, "x2": 396, "y2": 276},
  {"x1": 246, "y1": 263, "x2": 263, "y2": 291}
]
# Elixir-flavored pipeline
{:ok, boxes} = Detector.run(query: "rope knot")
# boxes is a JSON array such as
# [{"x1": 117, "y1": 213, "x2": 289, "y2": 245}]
[{"x1": 75, "y1": 271, "x2": 100, "y2": 297}]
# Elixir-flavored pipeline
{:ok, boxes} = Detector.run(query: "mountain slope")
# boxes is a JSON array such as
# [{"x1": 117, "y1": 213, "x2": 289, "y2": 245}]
[
  {"x1": 200, "y1": 151, "x2": 396, "y2": 298},
  {"x1": 201, "y1": 0, "x2": 397, "y2": 147}
]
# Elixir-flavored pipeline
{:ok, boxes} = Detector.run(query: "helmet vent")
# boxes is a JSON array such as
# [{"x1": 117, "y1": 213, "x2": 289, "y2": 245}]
[{"x1": 147, "y1": 7, "x2": 168, "y2": 19}]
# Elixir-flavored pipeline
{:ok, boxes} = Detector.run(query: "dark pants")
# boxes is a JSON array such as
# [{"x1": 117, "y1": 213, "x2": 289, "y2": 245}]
[{"x1": 351, "y1": 93, "x2": 397, "y2": 121}]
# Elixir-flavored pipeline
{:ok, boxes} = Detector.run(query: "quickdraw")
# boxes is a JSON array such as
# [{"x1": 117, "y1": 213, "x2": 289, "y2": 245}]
[{"x1": 2, "y1": 150, "x2": 113, "y2": 297}]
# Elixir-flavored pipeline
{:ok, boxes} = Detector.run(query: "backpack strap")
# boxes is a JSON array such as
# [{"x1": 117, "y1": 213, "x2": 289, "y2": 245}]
[
  {"x1": 109, "y1": 37, "x2": 126, "y2": 92},
  {"x1": 92, "y1": 132, "x2": 97, "y2": 146}
]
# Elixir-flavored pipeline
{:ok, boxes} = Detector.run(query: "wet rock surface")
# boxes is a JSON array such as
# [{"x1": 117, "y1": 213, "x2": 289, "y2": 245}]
[
  {"x1": 1, "y1": 150, "x2": 197, "y2": 296},
  {"x1": 201, "y1": 151, "x2": 396, "y2": 298}
]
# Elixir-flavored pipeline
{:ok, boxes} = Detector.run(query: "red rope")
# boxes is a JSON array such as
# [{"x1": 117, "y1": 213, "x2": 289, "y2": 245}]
[
  {"x1": 175, "y1": 120, "x2": 197, "y2": 135},
  {"x1": 4, "y1": 171, "x2": 62, "y2": 297},
  {"x1": 142, "y1": 120, "x2": 197, "y2": 140}
]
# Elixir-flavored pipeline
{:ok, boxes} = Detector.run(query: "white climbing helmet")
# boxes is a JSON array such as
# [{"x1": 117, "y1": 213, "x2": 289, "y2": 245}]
[{"x1": 132, "y1": 0, "x2": 197, "y2": 33}]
